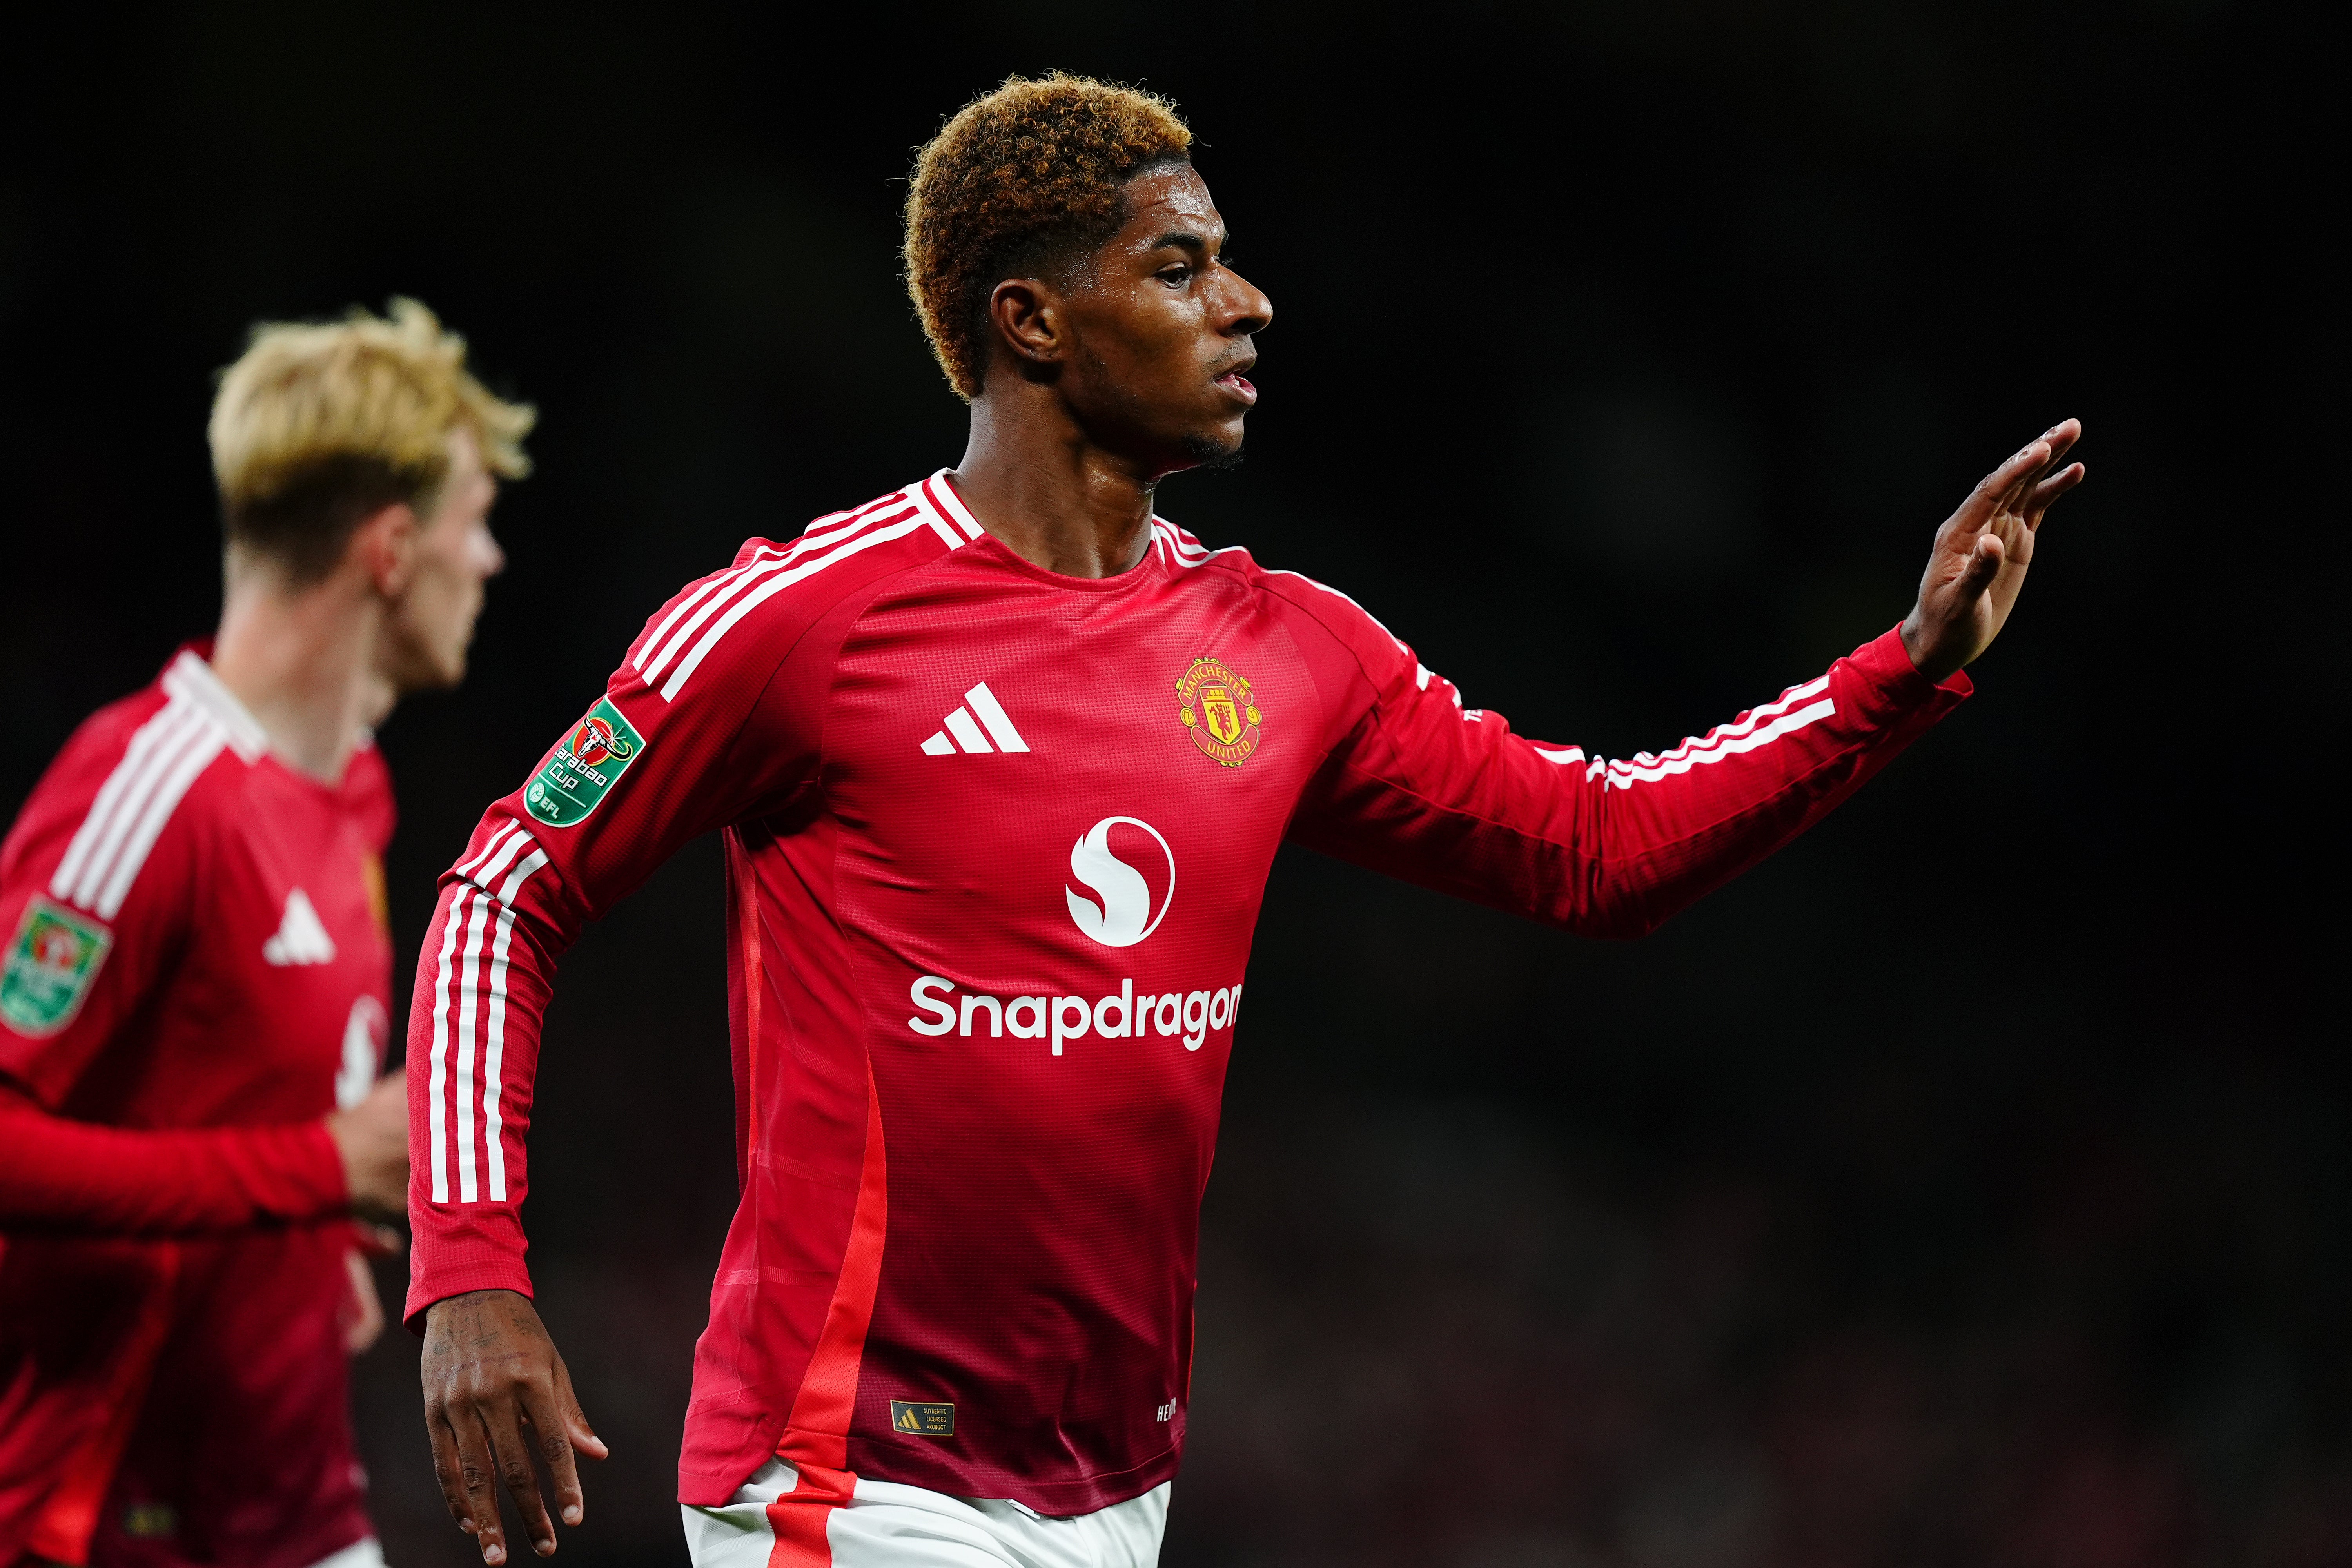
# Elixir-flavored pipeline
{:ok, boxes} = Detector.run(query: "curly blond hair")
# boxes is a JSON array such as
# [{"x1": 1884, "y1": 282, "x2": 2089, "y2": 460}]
[
  {"x1": 905, "y1": 73, "x2": 1193, "y2": 399},
  {"x1": 210, "y1": 298, "x2": 534, "y2": 581}
]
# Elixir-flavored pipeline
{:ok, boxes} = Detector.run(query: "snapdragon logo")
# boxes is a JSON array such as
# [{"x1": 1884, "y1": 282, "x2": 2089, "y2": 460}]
[
  {"x1": 909, "y1": 975, "x2": 1242, "y2": 1056},
  {"x1": 1065, "y1": 816, "x2": 1174, "y2": 949}
]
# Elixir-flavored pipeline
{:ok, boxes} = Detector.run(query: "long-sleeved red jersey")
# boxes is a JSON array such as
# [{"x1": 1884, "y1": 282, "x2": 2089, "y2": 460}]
[
  {"x1": 0, "y1": 650, "x2": 392, "y2": 1568},
  {"x1": 404, "y1": 473, "x2": 1968, "y2": 1519}
]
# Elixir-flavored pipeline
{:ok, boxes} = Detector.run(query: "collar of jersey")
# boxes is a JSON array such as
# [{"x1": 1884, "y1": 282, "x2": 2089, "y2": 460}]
[
  {"x1": 956, "y1": 525, "x2": 1173, "y2": 594},
  {"x1": 162, "y1": 648, "x2": 269, "y2": 762}
]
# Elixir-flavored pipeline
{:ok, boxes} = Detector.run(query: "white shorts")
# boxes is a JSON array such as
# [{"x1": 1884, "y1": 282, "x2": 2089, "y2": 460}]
[
  {"x1": 308, "y1": 1540, "x2": 387, "y2": 1568},
  {"x1": 682, "y1": 1458, "x2": 1169, "y2": 1568}
]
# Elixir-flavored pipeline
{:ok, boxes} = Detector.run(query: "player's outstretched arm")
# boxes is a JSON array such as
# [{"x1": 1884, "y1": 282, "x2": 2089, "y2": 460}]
[
  {"x1": 1898, "y1": 419, "x2": 2084, "y2": 680},
  {"x1": 1286, "y1": 421, "x2": 2085, "y2": 936},
  {"x1": 422, "y1": 1287, "x2": 606, "y2": 1564}
]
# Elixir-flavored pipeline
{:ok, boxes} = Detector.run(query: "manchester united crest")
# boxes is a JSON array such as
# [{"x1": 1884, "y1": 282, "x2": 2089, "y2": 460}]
[{"x1": 1174, "y1": 656, "x2": 1263, "y2": 767}]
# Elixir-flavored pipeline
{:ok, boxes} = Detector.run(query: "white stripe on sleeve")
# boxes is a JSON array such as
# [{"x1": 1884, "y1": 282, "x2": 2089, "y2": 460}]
[
  {"x1": 659, "y1": 516, "x2": 933, "y2": 701},
  {"x1": 49, "y1": 701, "x2": 193, "y2": 903},
  {"x1": 91, "y1": 722, "x2": 226, "y2": 920},
  {"x1": 56, "y1": 704, "x2": 205, "y2": 910},
  {"x1": 1602, "y1": 697, "x2": 1837, "y2": 788},
  {"x1": 480, "y1": 848, "x2": 548, "y2": 1203},
  {"x1": 456, "y1": 821, "x2": 522, "y2": 880},
  {"x1": 452, "y1": 890, "x2": 494, "y2": 1203},
  {"x1": 638, "y1": 503, "x2": 912, "y2": 685},
  {"x1": 426, "y1": 888, "x2": 470, "y2": 1205}
]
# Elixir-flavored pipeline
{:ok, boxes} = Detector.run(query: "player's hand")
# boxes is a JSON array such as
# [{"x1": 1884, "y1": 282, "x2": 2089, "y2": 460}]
[
  {"x1": 1899, "y1": 419, "x2": 2085, "y2": 682},
  {"x1": 422, "y1": 1288, "x2": 608, "y2": 1563},
  {"x1": 325, "y1": 1072, "x2": 409, "y2": 1223},
  {"x1": 339, "y1": 1222, "x2": 403, "y2": 1355},
  {"x1": 341, "y1": 1247, "x2": 387, "y2": 1354}
]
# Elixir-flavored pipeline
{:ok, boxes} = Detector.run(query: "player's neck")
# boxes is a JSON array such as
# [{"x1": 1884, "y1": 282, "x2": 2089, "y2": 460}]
[
  {"x1": 949, "y1": 396, "x2": 1158, "y2": 579},
  {"x1": 210, "y1": 555, "x2": 396, "y2": 785}
]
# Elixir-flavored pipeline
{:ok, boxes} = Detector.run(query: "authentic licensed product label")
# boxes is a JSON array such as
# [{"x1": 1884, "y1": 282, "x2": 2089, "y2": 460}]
[
  {"x1": 1175, "y1": 655, "x2": 1262, "y2": 767},
  {"x1": 526, "y1": 699, "x2": 646, "y2": 827},
  {"x1": 889, "y1": 1400, "x2": 956, "y2": 1437},
  {"x1": 1, "y1": 896, "x2": 113, "y2": 1036}
]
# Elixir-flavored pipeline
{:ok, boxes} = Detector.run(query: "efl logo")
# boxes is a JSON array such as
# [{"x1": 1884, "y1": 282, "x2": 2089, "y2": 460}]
[{"x1": 1065, "y1": 815, "x2": 1174, "y2": 949}]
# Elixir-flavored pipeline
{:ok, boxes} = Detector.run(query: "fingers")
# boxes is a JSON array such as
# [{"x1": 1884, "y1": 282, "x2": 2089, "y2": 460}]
[
  {"x1": 518, "y1": 1377, "x2": 588, "y2": 1532},
  {"x1": 334, "y1": 1073, "x2": 414, "y2": 1221},
  {"x1": 433, "y1": 1401, "x2": 509, "y2": 1561},
  {"x1": 419, "y1": 1292, "x2": 590, "y2": 1562},
  {"x1": 367, "y1": 1069, "x2": 409, "y2": 1113},
  {"x1": 2023, "y1": 461, "x2": 2085, "y2": 526},
  {"x1": 343, "y1": 1248, "x2": 387, "y2": 1355},
  {"x1": 2039, "y1": 417, "x2": 2082, "y2": 466},
  {"x1": 1953, "y1": 439, "x2": 2050, "y2": 541},
  {"x1": 1957, "y1": 532, "x2": 2005, "y2": 601},
  {"x1": 2013, "y1": 420, "x2": 2080, "y2": 506},
  {"x1": 555, "y1": 1358, "x2": 611, "y2": 1462},
  {"x1": 353, "y1": 1220, "x2": 406, "y2": 1255},
  {"x1": 1961, "y1": 419, "x2": 2083, "y2": 528},
  {"x1": 490, "y1": 1397, "x2": 561, "y2": 1559},
  {"x1": 427, "y1": 1408, "x2": 475, "y2": 1535}
]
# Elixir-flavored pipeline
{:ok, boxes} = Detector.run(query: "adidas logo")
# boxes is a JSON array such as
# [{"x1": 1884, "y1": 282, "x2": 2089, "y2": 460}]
[
  {"x1": 920, "y1": 682, "x2": 1030, "y2": 757},
  {"x1": 263, "y1": 888, "x2": 338, "y2": 966}
]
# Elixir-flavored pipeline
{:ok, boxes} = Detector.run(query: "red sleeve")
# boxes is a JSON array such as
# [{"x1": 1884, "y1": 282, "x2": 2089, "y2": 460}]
[
  {"x1": 0, "y1": 695, "x2": 201, "y2": 1107},
  {"x1": 1275, "y1": 575, "x2": 1969, "y2": 937},
  {"x1": 0, "y1": 691, "x2": 349, "y2": 1234},
  {"x1": 403, "y1": 527, "x2": 935, "y2": 1328},
  {"x1": 0, "y1": 1082, "x2": 345, "y2": 1233}
]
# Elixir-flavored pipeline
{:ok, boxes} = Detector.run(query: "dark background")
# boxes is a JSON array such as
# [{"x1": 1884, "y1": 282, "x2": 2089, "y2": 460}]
[{"x1": 2, "y1": 2, "x2": 2337, "y2": 1563}]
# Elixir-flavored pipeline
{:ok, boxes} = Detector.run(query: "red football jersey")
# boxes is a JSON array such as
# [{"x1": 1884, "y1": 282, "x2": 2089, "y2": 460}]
[
  {"x1": 404, "y1": 474, "x2": 1968, "y2": 1524},
  {"x1": 0, "y1": 650, "x2": 394, "y2": 1568}
]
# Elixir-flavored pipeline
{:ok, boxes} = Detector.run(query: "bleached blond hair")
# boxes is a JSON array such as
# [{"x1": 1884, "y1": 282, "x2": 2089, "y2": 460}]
[{"x1": 209, "y1": 298, "x2": 534, "y2": 581}]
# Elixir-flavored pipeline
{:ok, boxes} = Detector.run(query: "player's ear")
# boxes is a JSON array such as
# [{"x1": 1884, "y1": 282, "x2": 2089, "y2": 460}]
[
  {"x1": 354, "y1": 502, "x2": 420, "y2": 599},
  {"x1": 987, "y1": 278, "x2": 1066, "y2": 374}
]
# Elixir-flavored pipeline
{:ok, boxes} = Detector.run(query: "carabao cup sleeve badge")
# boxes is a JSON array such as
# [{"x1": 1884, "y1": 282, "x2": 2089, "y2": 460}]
[
  {"x1": 1175, "y1": 656, "x2": 1263, "y2": 767},
  {"x1": 1, "y1": 897, "x2": 113, "y2": 1037},
  {"x1": 526, "y1": 698, "x2": 647, "y2": 827}
]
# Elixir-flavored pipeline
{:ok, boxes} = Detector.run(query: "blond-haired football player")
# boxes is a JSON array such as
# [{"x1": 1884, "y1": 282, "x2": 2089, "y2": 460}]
[{"x1": 0, "y1": 299, "x2": 528, "y2": 1568}]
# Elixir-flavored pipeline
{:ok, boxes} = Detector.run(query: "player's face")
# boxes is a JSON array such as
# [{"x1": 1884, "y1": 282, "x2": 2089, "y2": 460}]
[
  {"x1": 384, "y1": 426, "x2": 505, "y2": 691},
  {"x1": 1058, "y1": 165, "x2": 1272, "y2": 471}
]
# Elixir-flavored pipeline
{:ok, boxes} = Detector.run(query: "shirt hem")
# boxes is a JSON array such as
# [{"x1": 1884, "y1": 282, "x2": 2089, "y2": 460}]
[{"x1": 676, "y1": 1441, "x2": 1183, "y2": 1517}]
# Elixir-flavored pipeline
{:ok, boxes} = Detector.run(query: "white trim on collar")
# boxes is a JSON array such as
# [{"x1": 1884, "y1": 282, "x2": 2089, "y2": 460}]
[
  {"x1": 162, "y1": 650, "x2": 269, "y2": 763},
  {"x1": 918, "y1": 468, "x2": 987, "y2": 542}
]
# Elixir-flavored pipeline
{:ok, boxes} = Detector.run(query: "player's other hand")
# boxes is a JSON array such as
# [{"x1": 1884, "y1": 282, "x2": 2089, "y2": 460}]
[
  {"x1": 339, "y1": 1222, "x2": 403, "y2": 1355},
  {"x1": 341, "y1": 1246, "x2": 387, "y2": 1354},
  {"x1": 325, "y1": 1071, "x2": 409, "y2": 1223},
  {"x1": 423, "y1": 1288, "x2": 608, "y2": 1563},
  {"x1": 1899, "y1": 419, "x2": 2085, "y2": 682}
]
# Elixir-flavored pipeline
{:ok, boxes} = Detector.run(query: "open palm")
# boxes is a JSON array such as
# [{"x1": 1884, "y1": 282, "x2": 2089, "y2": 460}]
[{"x1": 1900, "y1": 419, "x2": 2085, "y2": 681}]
